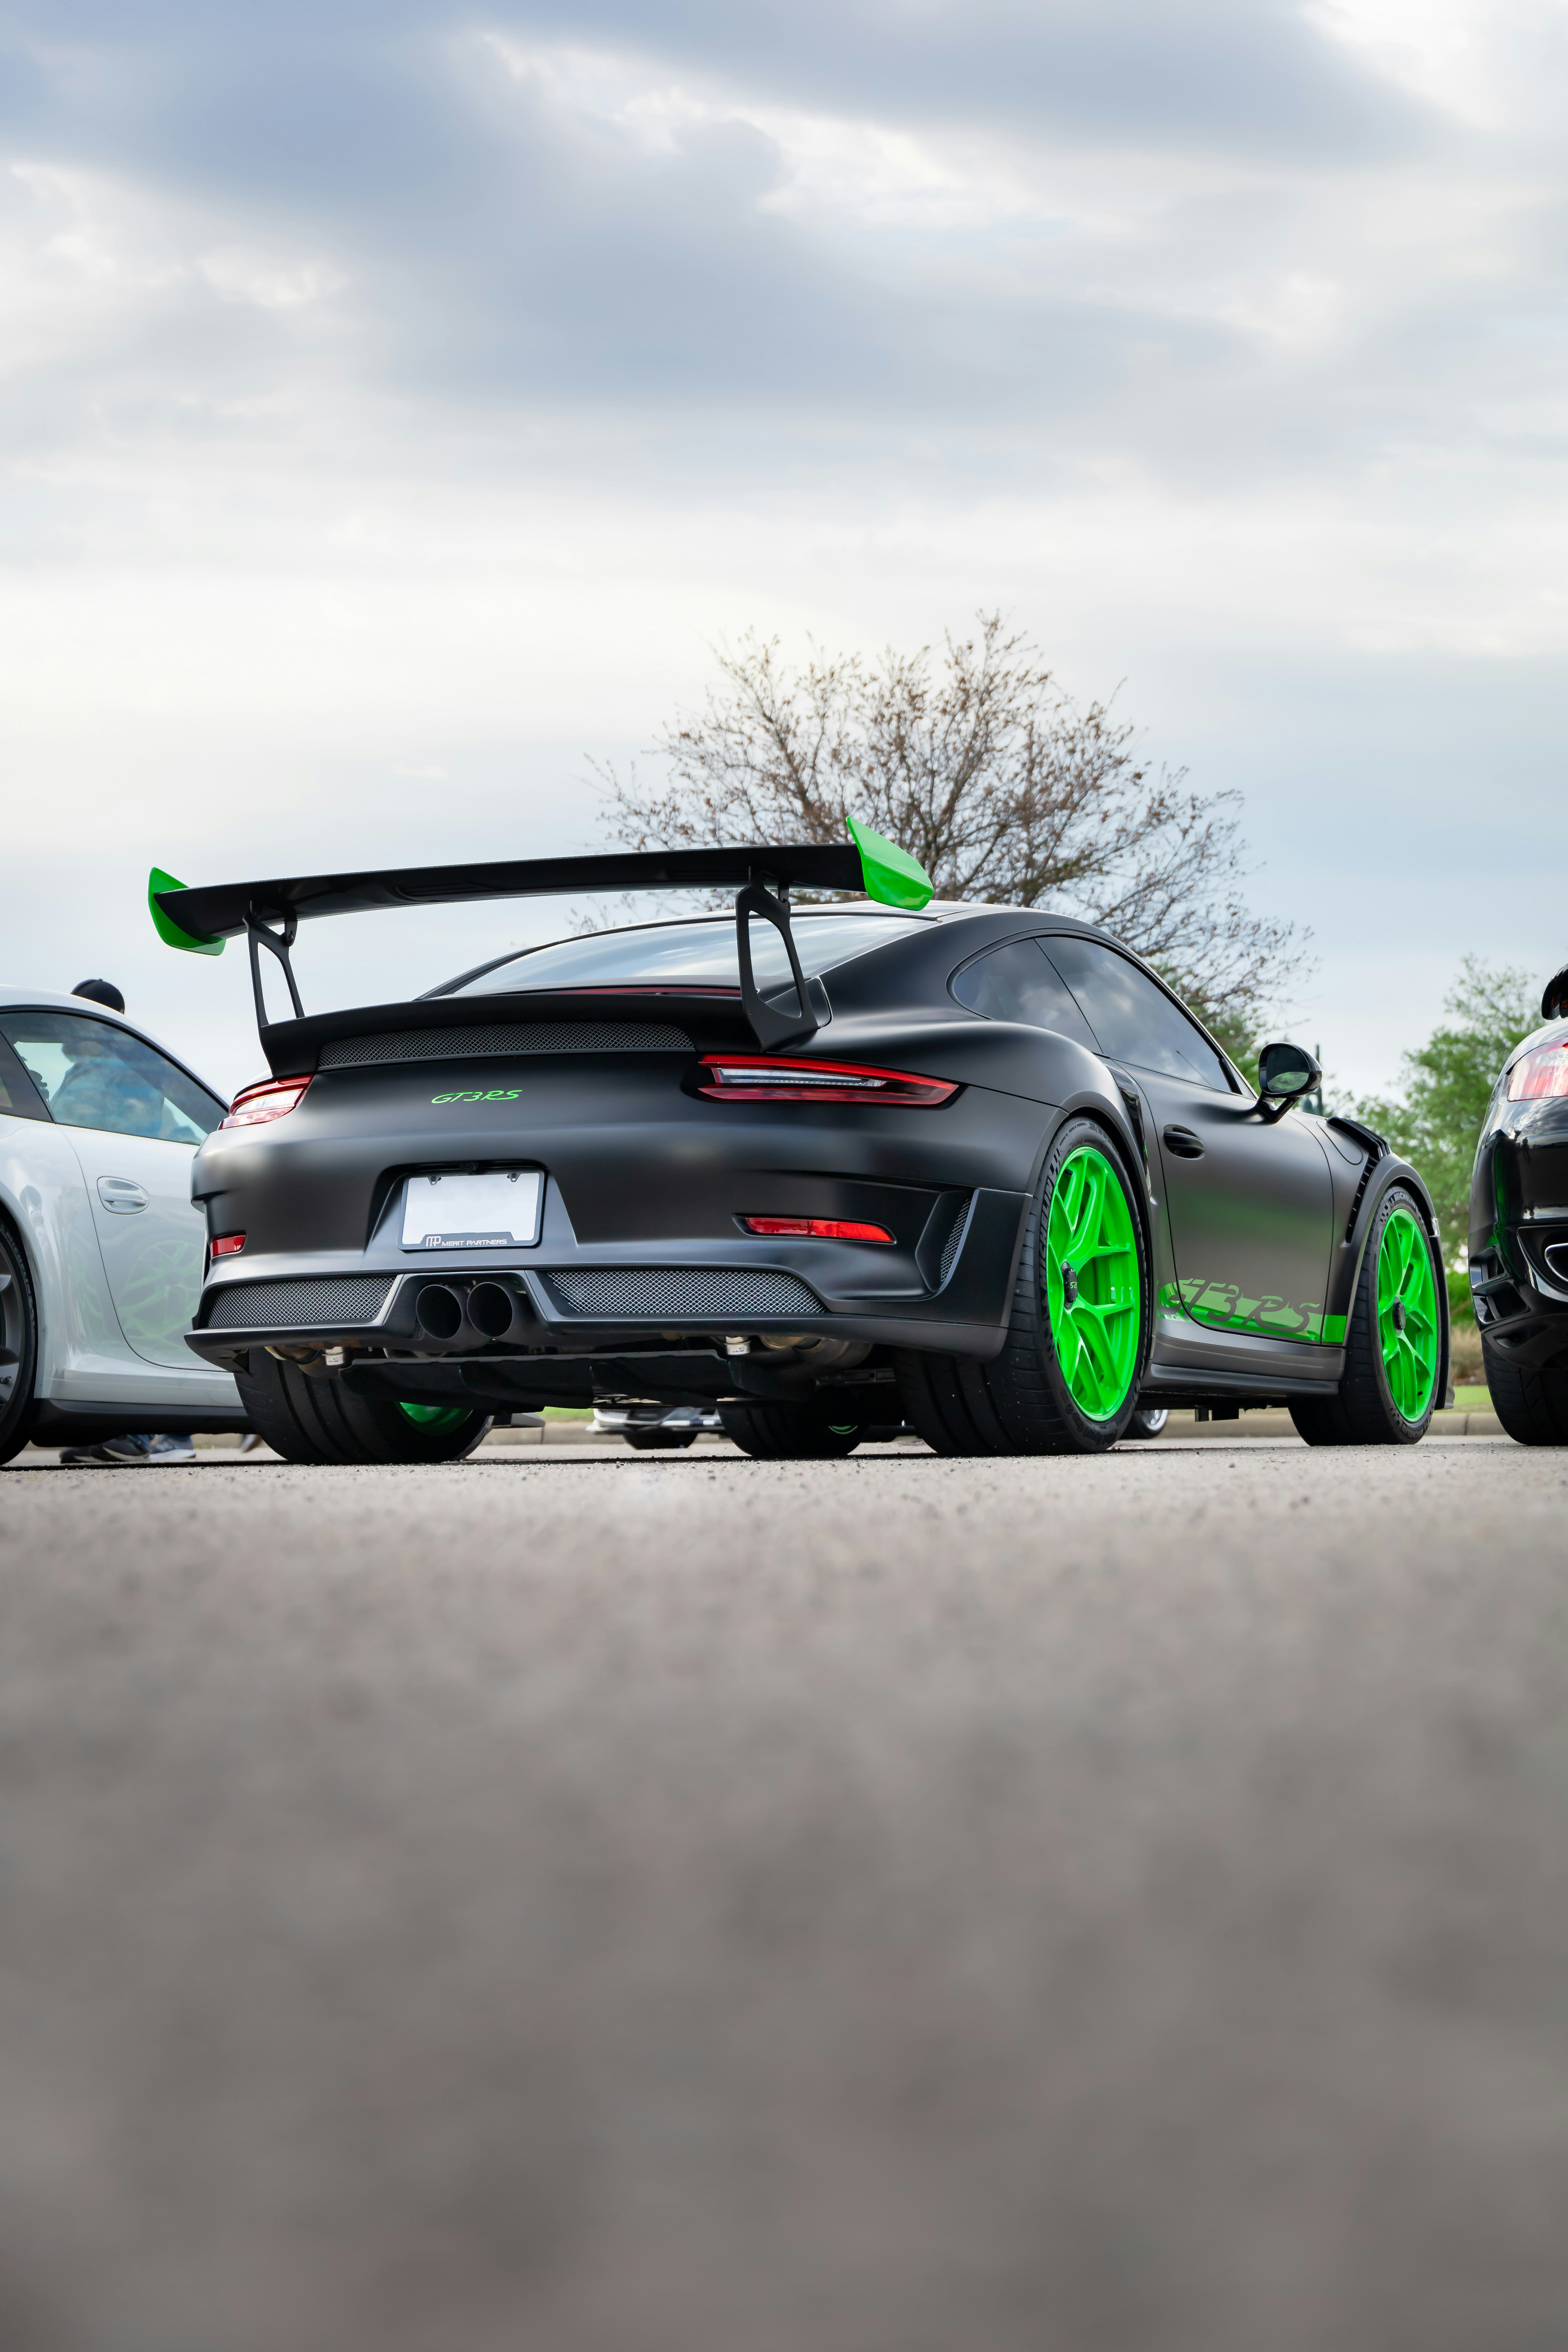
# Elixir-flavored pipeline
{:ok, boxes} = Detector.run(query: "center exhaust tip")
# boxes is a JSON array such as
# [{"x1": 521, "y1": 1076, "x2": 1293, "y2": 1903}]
[{"x1": 414, "y1": 1283, "x2": 464, "y2": 1341}]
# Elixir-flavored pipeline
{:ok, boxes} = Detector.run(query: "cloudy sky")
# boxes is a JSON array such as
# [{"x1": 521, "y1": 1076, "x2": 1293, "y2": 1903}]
[{"x1": 3, "y1": 0, "x2": 1565, "y2": 1094}]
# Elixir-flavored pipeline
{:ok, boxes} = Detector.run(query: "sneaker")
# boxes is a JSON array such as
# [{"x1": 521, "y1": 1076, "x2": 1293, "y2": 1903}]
[{"x1": 59, "y1": 1433, "x2": 198, "y2": 1466}]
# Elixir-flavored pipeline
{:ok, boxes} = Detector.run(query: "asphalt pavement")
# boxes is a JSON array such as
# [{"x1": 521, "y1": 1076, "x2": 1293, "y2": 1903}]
[{"x1": 2, "y1": 1436, "x2": 1566, "y2": 2352}]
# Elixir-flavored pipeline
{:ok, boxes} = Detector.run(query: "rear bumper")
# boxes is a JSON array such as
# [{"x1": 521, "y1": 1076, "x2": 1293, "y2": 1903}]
[{"x1": 182, "y1": 1186, "x2": 1031, "y2": 1370}]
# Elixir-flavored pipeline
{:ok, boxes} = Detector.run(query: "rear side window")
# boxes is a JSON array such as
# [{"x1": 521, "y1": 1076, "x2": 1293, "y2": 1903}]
[
  {"x1": 1041, "y1": 938, "x2": 1232, "y2": 1093},
  {"x1": 0, "y1": 1034, "x2": 49, "y2": 1122},
  {"x1": 0, "y1": 1013, "x2": 225, "y2": 1142},
  {"x1": 950, "y1": 940, "x2": 1099, "y2": 1049}
]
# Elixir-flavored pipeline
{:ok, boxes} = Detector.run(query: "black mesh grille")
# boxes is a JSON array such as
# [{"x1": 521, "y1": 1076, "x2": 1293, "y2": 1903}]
[
  {"x1": 545, "y1": 1269, "x2": 822, "y2": 1320},
  {"x1": 205, "y1": 1276, "x2": 397, "y2": 1329},
  {"x1": 318, "y1": 1023, "x2": 691, "y2": 1067}
]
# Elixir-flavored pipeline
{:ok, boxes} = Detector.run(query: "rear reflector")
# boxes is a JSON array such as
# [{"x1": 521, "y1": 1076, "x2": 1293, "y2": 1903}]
[
  {"x1": 697, "y1": 1056, "x2": 957, "y2": 1106},
  {"x1": 1507, "y1": 1044, "x2": 1568, "y2": 1101},
  {"x1": 210, "y1": 1233, "x2": 246, "y2": 1259},
  {"x1": 222, "y1": 1076, "x2": 312, "y2": 1128},
  {"x1": 741, "y1": 1216, "x2": 895, "y2": 1244}
]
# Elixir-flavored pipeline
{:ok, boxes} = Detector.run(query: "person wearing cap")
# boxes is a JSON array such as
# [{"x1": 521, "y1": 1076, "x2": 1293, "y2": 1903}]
[{"x1": 56, "y1": 979, "x2": 199, "y2": 1467}]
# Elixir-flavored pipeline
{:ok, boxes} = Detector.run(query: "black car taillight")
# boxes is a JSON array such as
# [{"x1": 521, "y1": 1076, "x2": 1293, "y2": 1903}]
[
  {"x1": 697, "y1": 1056, "x2": 957, "y2": 1106},
  {"x1": 1507, "y1": 1044, "x2": 1568, "y2": 1101},
  {"x1": 221, "y1": 1075, "x2": 312, "y2": 1129}
]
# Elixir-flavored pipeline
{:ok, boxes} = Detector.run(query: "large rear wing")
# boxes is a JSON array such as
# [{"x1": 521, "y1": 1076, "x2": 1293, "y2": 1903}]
[{"x1": 149, "y1": 821, "x2": 933, "y2": 1054}]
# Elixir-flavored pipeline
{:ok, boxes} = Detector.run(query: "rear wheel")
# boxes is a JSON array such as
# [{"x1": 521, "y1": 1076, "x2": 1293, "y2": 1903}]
[
  {"x1": 718, "y1": 1400, "x2": 877, "y2": 1459},
  {"x1": 897, "y1": 1118, "x2": 1148, "y2": 1455},
  {"x1": 0, "y1": 1219, "x2": 39, "y2": 1468},
  {"x1": 1290, "y1": 1187, "x2": 1441, "y2": 1446},
  {"x1": 1482, "y1": 1340, "x2": 1568, "y2": 1446},
  {"x1": 1121, "y1": 1405, "x2": 1170, "y2": 1441},
  {"x1": 235, "y1": 1352, "x2": 492, "y2": 1464}
]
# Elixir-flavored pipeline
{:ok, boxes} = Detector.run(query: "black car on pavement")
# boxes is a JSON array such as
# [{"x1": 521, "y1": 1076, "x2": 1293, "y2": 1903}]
[
  {"x1": 150, "y1": 830, "x2": 1449, "y2": 1461},
  {"x1": 1468, "y1": 959, "x2": 1568, "y2": 1444}
]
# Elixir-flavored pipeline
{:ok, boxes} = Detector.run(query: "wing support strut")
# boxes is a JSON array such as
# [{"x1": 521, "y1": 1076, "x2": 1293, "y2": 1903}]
[
  {"x1": 247, "y1": 908, "x2": 304, "y2": 1029},
  {"x1": 735, "y1": 873, "x2": 820, "y2": 1052}
]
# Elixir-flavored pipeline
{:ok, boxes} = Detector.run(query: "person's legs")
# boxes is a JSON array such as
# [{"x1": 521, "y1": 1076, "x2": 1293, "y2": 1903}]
[{"x1": 58, "y1": 1433, "x2": 198, "y2": 1465}]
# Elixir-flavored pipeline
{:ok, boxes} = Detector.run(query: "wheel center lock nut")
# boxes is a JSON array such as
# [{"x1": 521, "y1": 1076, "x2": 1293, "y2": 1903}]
[
  {"x1": 1392, "y1": 1299, "x2": 1407, "y2": 1332},
  {"x1": 1062, "y1": 1265, "x2": 1079, "y2": 1305}
]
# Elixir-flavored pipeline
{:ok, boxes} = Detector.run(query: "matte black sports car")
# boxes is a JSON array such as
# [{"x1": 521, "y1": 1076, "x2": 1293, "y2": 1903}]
[
  {"x1": 1468, "y1": 958, "x2": 1568, "y2": 1444},
  {"x1": 154, "y1": 826, "x2": 1449, "y2": 1460}
]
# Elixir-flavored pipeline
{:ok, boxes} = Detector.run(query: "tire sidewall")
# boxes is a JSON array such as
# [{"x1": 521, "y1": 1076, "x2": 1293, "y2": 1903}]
[
  {"x1": 0, "y1": 1216, "x2": 39, "y2": 1467},
  {"x1": 1029, "y1": 1117, "x2": 1151, "y2": 1447},
  {"x1": 1363, "y1": 1186, "x2": 1442, "y2": 1438}
]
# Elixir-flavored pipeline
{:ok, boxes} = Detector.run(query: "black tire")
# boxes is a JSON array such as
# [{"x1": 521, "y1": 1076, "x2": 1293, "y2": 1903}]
[
  {"x1": 623, "y1": 1430, "x2": 698, "y2": 1450},
  {"x1": 235, "y1": 1351, "x2": 492, "y2": 1464},
  {"x1": 896, "y1": 1116, "x2": 1150, "y2": 1456},
  {"x1": 1289, "y1": 1185, "x2": 1442, "y2": 1447},
  {"x1": 1121, "y1": 1406, "x2": 1170, "y2": 1441},
  {"x1": 1482, "y1": 1339, "x2": 1568, "y2": 1446},
  {"x1": 0, "y1": 1217, "x2": 40, "y2": 1468},
  {"x1": 717, "y1": 1400, "x2": 872, "y2": 1459}
]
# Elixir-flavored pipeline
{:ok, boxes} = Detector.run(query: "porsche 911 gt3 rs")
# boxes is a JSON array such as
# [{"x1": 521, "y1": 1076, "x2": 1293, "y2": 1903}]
[{"x1": 153, "y1": 825, "x2": 1449, "y2": 1459}]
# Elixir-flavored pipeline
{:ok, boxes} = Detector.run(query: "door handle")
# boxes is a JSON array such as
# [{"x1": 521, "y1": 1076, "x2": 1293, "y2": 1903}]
[
  {"x1": 1162, "y1": 1126, "x2": 1205, "y2": 1159},
  {"x1": 97, "y1": 1177, "x2": 149, "y2": 1214}
]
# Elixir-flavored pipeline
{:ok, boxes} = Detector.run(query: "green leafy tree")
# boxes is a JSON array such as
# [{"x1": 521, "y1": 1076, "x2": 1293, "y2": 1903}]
[
  {"x1": 600, "y1": 615, "x2": 1308, "y2": 1041},
  {"x1": 1345, "y1": 958, "x2": 1540, "y2": 1262}
]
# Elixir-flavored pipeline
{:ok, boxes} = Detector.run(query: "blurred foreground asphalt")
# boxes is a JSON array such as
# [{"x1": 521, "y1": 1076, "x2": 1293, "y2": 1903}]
[{"x1": 2, "y1": 1437, "x2": 1566, "y2": 2352}]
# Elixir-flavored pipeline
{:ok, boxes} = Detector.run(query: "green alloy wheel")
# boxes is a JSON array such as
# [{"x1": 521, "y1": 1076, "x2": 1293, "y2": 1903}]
[
  {"x1": 1376, "y1": 1204, "x2": 1439, "y2": 1423},
  {"x1": 397, "y1": 1401, "x2": 474, "y2": 1434},
  {"x1": 894, "y1": 1117, "x2": 1150, "y2": 1455},
  {"x1": 1290, "y1": 1184, "x2": 1444, "y2": 1447},
  {"x1": 1044, "y1": 1145, "x2": 1142, "y2": 1421}
]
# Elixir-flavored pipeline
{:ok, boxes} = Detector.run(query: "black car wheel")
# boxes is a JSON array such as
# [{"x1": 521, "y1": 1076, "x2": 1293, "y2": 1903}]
[
  {"x1": 0, "y1": 1218, "x2": 39, "y2": 1468},
  {"x1": 897, "y1": 1115, "x2": 1150, "y2": 1456},
  {"x1": 717, "y1": 1401, "x2": 876, "y2": 1458},
  {"x1": 1289, "y1": 1185, "x2": 1442, "y2": 1447},
  {"x1": 236, "y1": 1351, "x2": 492, "y2": 1464},
  {"x1": 1120, "y1": 1405, "x2": 1170, "y2": 1441},
  {"x1": 1481, "y1": 1341, "x2": 1568, "y2": 1446}
]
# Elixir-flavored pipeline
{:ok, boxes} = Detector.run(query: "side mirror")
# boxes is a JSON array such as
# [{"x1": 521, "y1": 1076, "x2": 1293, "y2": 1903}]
[{"x1": 1257, "y1": 1041, "x2": 1321, "y2": 1122}]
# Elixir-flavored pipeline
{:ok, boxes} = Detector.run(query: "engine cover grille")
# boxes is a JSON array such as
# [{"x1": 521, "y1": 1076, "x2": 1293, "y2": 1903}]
[
  {"x1": 205, "y1": 1276, "x2": 397, "y2": 1329},
  {"x1": 318, "y1": 1023, "x2": 691, "y2": 1067},
  {"x1": 545, "y1": 1269, "x2": 823, "y2": 1320}
]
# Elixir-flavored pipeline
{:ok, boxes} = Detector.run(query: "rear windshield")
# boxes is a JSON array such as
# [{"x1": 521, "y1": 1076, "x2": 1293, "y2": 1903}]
[{"x1": 433, "y1": 912, "x2": 931, "y2": 998}]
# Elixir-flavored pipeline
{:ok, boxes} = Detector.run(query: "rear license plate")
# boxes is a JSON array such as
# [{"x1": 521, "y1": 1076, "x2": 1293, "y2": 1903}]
[{"x1": 401, "y1": 1170, "x2": 542, "y2": 1250}]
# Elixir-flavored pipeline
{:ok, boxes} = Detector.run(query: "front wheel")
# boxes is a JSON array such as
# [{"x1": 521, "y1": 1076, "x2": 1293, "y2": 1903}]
[
  {"x1": 717, "y1": 1401, "x2": 878, "y2": 1459},
  {"x1": 897, "y1": 1118, "x2": 1149, "y2": 1455},
  {"x1": 235, "y1": 1352, "x2": 492, "y2": 1464},
  {"x1": 1121, "y1": 1405, "x2": 1170, "y2": 1441},
  {"x1": 1289, "y1": 1187, "x2": 1442, "y2": 1446}
]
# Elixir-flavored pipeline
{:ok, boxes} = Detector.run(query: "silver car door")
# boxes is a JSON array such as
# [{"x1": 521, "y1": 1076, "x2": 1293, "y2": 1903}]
[{"x1": 0, "y1": 1009, "x2": 226, "y2": 1374}]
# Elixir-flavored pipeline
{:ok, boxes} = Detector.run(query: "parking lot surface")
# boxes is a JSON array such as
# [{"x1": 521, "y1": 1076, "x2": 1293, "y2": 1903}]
[{"x1": 2, "y1": 1437, "x2": 1565, "y2": 2352}]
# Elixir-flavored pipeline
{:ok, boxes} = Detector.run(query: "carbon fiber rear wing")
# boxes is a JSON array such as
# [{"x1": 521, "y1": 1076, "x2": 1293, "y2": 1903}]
[{"x1": 149, "y1": 822, "x2": 933, "y2": 1052}]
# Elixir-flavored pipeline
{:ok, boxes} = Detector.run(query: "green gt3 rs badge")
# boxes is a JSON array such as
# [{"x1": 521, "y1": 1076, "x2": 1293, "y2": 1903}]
[{"x1": 430, "y1": 1089, "x2": 523, "y2": 1104}]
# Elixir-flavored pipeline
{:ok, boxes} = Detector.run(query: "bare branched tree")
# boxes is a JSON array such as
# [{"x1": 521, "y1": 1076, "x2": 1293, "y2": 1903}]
[{"x1": 597, "y1": 615, "x2": 1308, "y2": 1057}]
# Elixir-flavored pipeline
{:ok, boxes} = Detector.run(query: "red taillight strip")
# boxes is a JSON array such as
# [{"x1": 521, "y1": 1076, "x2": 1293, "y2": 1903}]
[
  {"x1": 210, "y1": 1233, "x2": 246, "y2": 1258},
  {"x1": 221, "y1": 1075, "x2": 312, "y2": 1129},
  {"x1": 697, "y1": 1055, "x2": 957, "y2": 1106},
  {"x1": 741, "y1": 1216, "x2": 896, "y2": 1243}
]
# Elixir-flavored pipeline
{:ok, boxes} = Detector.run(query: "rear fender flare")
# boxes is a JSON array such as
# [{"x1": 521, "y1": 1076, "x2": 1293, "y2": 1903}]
[
  {"x1": 1332, "y1": 1155, "x2": 1450, "y2": 1402},
  {"x1": 997, "y1": 1093, "x2": 1155, "y2": 1344}
]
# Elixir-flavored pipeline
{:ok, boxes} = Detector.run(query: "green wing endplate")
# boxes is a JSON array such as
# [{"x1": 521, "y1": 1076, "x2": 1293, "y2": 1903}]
[
  {"x1": 149, "y1": 868, "x2": 224, "y2": 956},
  {"x1": 848, "y1": 816, "x2": 933, "y2": 911}
]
